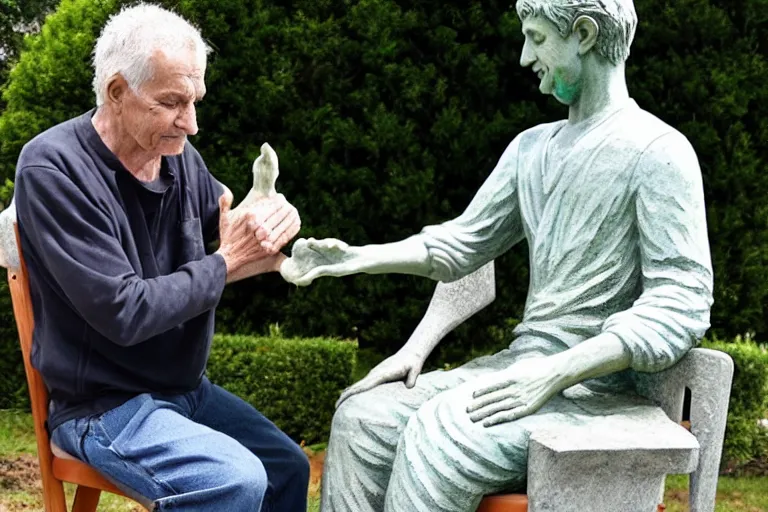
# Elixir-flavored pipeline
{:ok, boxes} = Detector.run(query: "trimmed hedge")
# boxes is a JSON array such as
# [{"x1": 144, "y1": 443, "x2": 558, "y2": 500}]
[
  {"x1": 0, "y1": 331, "x2": 356, "y2": 445},
  {"x1": 207, "y1": 333, "x2": 357, "y2": 445},
  {"x1": 702, "y1": 337, "x2": 768, "y2": 465}
]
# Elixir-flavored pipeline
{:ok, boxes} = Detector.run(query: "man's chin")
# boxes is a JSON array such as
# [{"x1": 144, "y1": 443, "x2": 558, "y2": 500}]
[{"x1": 159, "y1": 138, "x2": 187, "y2": 156}]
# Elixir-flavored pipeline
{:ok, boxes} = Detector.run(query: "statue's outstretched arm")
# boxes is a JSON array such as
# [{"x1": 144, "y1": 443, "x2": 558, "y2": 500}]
[{"x1": 280, "y1": 234, "x2": 433, "y2": 286}]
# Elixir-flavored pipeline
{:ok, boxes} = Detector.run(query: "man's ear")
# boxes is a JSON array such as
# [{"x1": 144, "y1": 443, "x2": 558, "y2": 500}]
[
  {"x1": 105, "y1": 74, "x2": 128, "y2": 112},
  {"x1": 572, "y1": 15, "x2": 599, "y2": 56}
]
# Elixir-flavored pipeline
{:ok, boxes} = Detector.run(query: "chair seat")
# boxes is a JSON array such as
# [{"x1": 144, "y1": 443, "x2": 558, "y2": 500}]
[
  {"x1": 477, "y1": 494, "x2": 528, "y2": 512},
  {"x1": 51, "y1": 456, "x2": 129, "y2": 498}
]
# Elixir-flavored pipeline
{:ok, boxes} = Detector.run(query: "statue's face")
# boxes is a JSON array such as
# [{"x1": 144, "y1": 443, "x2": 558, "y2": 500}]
[{"x1": 519, "y1": 16, "x2": 583, "y2": 105}]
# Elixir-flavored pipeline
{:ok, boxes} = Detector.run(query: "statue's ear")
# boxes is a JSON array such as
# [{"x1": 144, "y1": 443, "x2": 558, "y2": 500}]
[{"x1": 572, "y1": 15, "x2": 599, "y2": 56}]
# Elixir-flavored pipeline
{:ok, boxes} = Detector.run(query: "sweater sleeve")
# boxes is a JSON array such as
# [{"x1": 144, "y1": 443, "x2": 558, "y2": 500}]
[
  {"x1": 15, "y1": 165, "x2": 228, "y2": 347},
  {"x1": 601, "y1": 131, "x2": 714, "y2": 372},
  {"x1": 417, "y1": 136, "x2": 526, "y2": 282}
]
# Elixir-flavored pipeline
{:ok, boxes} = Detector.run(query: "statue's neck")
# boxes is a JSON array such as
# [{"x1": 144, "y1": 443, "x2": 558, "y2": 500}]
[{"x1": 567, "y1": 63, "x2": 630, "y2": 125}]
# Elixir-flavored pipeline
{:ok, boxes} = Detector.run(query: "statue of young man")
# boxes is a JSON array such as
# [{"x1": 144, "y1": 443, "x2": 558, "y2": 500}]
[{"x1": 281, "y1": 0, "x2": 713, "y2": 510}]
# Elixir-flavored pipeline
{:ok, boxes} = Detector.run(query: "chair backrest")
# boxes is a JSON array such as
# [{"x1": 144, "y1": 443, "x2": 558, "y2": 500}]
[
  {"x1": 417, "y1": 260, "x2": 733, "y2": 512},
  {"x1": 7, "y1": 222, "x2": 66, "y2": 510}
]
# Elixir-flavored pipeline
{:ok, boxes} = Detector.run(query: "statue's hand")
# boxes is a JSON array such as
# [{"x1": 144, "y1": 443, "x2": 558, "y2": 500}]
[
  {"x1": 335, "y1": 349, "x2": 426, "y2": 408},
  {"x1": 279, "y1": 237, "x2": 358, "y2": 286},
  {"x1": 466, "y1": 357, "x2": 565, "y2": 427}
]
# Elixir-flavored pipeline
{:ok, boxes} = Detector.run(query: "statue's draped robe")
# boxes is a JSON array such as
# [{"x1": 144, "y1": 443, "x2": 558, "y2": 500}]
[{"x1": 321, "y1": 100, "x2": 713, "y2": 512}]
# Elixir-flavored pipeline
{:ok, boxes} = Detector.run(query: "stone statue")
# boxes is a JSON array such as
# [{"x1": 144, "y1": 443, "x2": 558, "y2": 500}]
[{"x1": 280, "y1": 0, "x2": 714, "y2": 510}]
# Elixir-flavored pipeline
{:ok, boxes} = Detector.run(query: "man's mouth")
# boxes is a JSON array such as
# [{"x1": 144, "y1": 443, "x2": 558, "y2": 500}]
[{"x1": 536, "y1": 69, "x2": 545, "y2": 80}]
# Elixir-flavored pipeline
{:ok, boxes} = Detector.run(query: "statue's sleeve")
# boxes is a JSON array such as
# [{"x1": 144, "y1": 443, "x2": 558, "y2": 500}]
[
  {"x1": 602, "y1": 131, "x2": 714, "y2": 373},
  {"x1": 417, "y1": 136, "x2": 526, "y2": 282}
]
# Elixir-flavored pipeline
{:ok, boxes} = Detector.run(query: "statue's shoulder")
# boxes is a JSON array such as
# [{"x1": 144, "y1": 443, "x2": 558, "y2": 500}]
[
  {"x1": 516, "y1": 120, "x2": 567, "y2": 147},
  {"x1": 617, "y1": 104, "x2": 691, "y2": 150}
]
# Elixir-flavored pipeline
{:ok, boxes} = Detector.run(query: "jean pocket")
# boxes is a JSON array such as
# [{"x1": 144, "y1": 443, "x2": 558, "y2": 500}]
[{"x1": 91, "y1": 394, "x2": 155, "y2": 456}]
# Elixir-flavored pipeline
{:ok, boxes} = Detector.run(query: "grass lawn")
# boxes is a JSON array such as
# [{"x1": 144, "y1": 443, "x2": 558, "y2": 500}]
[{"x1": 1, "y1": 409, "x2": 766, "y2": 511}]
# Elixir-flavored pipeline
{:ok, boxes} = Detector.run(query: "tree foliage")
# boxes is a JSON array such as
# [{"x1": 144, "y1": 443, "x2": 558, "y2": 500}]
[
  {"x1": 0, "y1": 0, "x2": 59, "y2": 89},
  {"x1": 0, "y1": 0, "x2": 766, "y2": 362}
]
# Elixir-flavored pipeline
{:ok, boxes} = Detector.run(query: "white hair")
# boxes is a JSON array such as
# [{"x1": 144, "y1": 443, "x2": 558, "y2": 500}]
[
  {"x1": 516, "y1": 0, "x2": 638, "y2": 65},
  {"x1": 92, "y1": 3, "x2": 211, "y2": 106}
]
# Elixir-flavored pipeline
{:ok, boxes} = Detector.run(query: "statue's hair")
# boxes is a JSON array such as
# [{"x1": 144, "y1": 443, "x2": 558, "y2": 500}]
[
  {"x1": 92, "y1": 3, "x2": 211, "y2": 106},
  {"x1": 515, "y1": 0, "x2": 637, "y2": 65}
]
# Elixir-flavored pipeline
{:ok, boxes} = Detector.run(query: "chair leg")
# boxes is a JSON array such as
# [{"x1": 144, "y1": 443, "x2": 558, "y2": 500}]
[
  {"x1": 41, "y1": 478, "x2": 68, "y2": 512},
  {"x1": 72, "y1": 485, "x2": 101, "y2": 512}
]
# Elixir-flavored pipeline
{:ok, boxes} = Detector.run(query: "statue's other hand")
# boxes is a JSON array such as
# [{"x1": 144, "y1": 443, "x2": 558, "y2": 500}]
[
  {"x1": 335, "y1": 350, "x2": 426, "y2": 409},
  {"x1": 279, "y1": 237, "x2": 356, "y2": 286},
  {"x1": 465, "y1": 357, "x2": 564, "y2": 427}
]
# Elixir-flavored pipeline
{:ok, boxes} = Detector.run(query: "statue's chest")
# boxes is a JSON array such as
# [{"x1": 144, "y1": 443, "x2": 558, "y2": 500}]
[{"x1": 518, "y1": 135, "x2": 639, "y2": 241}]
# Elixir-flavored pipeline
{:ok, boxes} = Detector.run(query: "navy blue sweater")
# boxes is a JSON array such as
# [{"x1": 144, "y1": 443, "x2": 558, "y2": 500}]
[{"x1": 14, "y1": 110, "x2": 227, "y2": 431}]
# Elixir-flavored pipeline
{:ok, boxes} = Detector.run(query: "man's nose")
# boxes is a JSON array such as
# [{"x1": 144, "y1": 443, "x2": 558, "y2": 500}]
[
  {"x1": 520, "y1": 40, "x2": 535, "y2": 68},
  {"x1": 175, "y1": 102, "x2": 198, "y2": 135}
]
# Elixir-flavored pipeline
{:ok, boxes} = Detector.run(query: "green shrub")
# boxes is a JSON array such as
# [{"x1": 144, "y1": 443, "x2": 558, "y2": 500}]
[
  {"x1": 702, "y1": 337, "x2": 768, "y2": 465},
  {"x1": 207, "y1": 333, "x2": 357, "y2": 445},
  {"x1": 2, "y1": 0, "x2": 766, "y2": 354}
]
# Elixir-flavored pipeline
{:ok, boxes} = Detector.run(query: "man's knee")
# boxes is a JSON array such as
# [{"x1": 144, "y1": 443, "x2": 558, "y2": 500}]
[
  {"x1": 285, "y1": 439, "x2": 310, "y2": 484},
  {"x1": 225, "y1": 454, "x2": 269, "y2": 505}
]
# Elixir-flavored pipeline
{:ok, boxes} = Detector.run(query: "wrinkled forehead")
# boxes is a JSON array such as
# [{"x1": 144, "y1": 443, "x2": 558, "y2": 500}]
[{"x1": 148, "y1": 48, "x2": 207, "y2": 98}]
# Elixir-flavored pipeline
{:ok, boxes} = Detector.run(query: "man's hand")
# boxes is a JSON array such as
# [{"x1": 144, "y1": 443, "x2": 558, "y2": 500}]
[
  {"x1": 335, "y1": 349, "x2": 426, "y2": 408},
  {"x1": 280, "y1": 237, "x2": 359, "y2": 286},
  {"x1": 466, "y1": 357, "x2": 565, "y2": 427},
  {"x1": 216, "y1": 191, "x2": 300, "y2": 282},
  {"x1": 215, "y1": 192, "x2": 269, "y2": 277},
  {"x1": 229, "y1": 193, "x2": 300, "y2": 255}
]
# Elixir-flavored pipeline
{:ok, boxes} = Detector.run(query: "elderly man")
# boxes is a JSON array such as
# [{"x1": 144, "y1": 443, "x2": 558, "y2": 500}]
[
  {"x1": 280, "y1": 0, "x2": 713, "y2": 510},
  {"x1": 13, "y1": 3, "x2": 308, "y2": 511}
]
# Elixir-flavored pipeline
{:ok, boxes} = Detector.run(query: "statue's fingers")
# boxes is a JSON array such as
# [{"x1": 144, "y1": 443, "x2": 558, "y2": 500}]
[
  {"x1": 471, "y1": 378, "x2": 511, "y2": 399},
  {"x1": 336, "y1": 382, "x2": 370, "y2": 409},
  {"x1": 467, "y1": 388, "x2": 516, "y2": 414},
  {"x1": 335, "y1": 369, "x2": 402, "y2": 408},
  {"x1": 405, "y1": 366, "x2": 421, "y2": 388},
  {"x1": 482, "y1": 404, "x2": 530, "y2": 427},
  {"x1": 268, "y1": 206, "x2": 300, "y2": 247},
  {"x1": 468, "y1": 398, "x2": 524, "y2": 423}
]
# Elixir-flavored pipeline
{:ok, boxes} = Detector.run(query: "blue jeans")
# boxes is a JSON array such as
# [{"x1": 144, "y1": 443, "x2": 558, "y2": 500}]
[{"x1": 51, "y1": 377, "x2": 309, "y2": 511}]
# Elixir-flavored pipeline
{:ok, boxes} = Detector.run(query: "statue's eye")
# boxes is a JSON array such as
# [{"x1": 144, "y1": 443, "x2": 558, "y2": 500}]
[{"x1": 533, "y1": 34, "x2": 546, "y2": 45}]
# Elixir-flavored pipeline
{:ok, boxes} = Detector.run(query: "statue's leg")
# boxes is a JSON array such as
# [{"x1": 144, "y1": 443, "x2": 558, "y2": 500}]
[
  {"x1": 321, "y1": 350, "x2": 520, "y2": 512},
  {"x1": 320, "y1": 375, "x2": 456, "y2": 511},
  {"x1": 383, "y1": 378, "x2": 530, "y2": 512}
]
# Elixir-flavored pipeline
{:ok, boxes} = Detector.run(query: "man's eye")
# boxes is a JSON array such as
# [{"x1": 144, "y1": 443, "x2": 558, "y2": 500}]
[
  {"x1": 533, "y1": 35, "x2": 546, "y2": 45},
  {"x1": 161, "y1": 101, "x2": 178, "y2": 108}
]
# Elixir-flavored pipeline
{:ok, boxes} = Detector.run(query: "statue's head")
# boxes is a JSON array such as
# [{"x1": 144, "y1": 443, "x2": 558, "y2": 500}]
[{"x1": 515, "y1": 0, "x2": 637, "y2": 104}]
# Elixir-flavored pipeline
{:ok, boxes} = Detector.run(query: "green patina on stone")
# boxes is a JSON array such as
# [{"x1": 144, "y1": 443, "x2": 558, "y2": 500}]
[{"x1": 553, "y1": 68, "x2": 581, "y2": 103}]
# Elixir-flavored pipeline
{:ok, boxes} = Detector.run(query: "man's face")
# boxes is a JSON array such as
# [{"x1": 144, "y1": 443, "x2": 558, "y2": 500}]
[
  {"x1": 120, "y1": 48, "x2": 206, "y2": 157},
  {"x1": 519, "y1": 16, "x2": 583, "y2": 105}
]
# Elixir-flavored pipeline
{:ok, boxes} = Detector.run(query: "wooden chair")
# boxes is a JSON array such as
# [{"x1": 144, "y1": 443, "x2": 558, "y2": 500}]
[
  {"x1": 8, "y1": 224, "x2": 147, "y2": 512},
  {"x1": 477, "y1": 494, "x2": 528, "y2": 512}
]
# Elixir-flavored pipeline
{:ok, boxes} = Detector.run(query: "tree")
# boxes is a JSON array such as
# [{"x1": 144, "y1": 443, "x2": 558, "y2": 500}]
[{"x1": 0, "y1": 0, "x2": 59, "y2": 88}]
